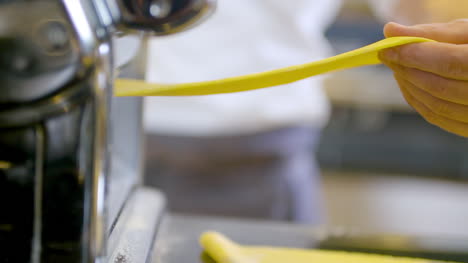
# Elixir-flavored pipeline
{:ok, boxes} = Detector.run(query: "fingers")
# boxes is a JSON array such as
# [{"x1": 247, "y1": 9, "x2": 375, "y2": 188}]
[
  {"x1": 382, "y1": 61, "x2": 468, "y2": 105},
  {"x1": 394, "y1": 74, "x2": 468, "y2": 137},
  {"x1": 397, "y1": 72, "x2": 468, "y2": 123},
  {"x1": 404, "y1": 81, "x2": 468, "y2": 123},
  {"x1": 379, "y1": 41, "x2": 468, "y2": 81},
  {"x1": 380, "y1": 20, "x2": 468, "y2": 81},
  {"x1": 384, "y1": 20, "x2": 468, "y2": 44},
  {"x1": 382, "y1": 20, "x2": 468, "y2": 137}
]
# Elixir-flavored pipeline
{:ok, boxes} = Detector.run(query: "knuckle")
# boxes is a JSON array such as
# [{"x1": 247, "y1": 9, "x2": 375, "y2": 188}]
[
  {"x1": 406, "y1": 69, "x2": 448, "y2": 98},
  {"x1": 399, "y1": 87, "x2": 413, "y2": 105},
  {"x1": 441, "y1": 61, "x2": 462, "y2": 77},
  {"x1": 431, "y1": 83, "x2": 450, "y2": 98},
  {"x1": 399, "y1": 44, "x2": 432, "y2": 69},
  {"x1": 422, "y1": 111, "x2": 438, "y2": 125},
  {"x1": 397, "y1": 45, "x2": 414, "y2": 64},
  {"x1": 415, "y1": 71, "x2": 457, "y2": 101},
  {"x1": 432, "y1": 102, "x2": 468, "y2": 123},
  {"x1": 441, "y1": 47, "x2": 468, "y2": 77},
  {"x1": 413, "y1": 101, "x2": 440, "y2": 125},
  {"x1": 432, "y1": 101, "x2": 451, "y2": 116}
]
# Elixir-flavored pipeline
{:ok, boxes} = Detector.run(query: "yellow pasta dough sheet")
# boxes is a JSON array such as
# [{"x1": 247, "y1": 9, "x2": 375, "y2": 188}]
[{"x1": 115, "y1": 36, "x2": 433, "y2": 97}]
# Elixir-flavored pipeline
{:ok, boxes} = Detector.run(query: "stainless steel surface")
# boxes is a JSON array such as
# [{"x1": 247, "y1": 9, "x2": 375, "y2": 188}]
[
  {"x1": 0, "y1": 1, "x2": 79, "y2": 104},
  {"x1": 108, "y1": 187, "x2": 166, "y2": 263},
  {"x1": 151, "y1": 215, "x2": 468, "y2": 263},
  {"x1": 0, "y1": 0, "x2": 113, "y2": 261},
  {"x1": 115, "y1": 0, "x2": 216, "y2": 35},
  {"x1": 107, "y1": 40, "x2": 147, "y2": 232},
  {"x1": 0, "y1": 0, "x2": 215, "y2": 262}
]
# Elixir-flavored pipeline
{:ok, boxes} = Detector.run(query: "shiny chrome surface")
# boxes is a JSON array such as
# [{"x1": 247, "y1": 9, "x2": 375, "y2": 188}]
[
  {"x1": 108, "y1": 188, "x2": 166, "y2": 263},
  {"x1": 0, "y1": 1, "x2": 79, "y2": 104},
  {"x1": 0, "y1": 0, "x2": 214, "y2": 262},
  {"x1": 115, "y1": 0, "x2": 216, "y2": 35},
  {"x1": 107, "y1": 37, "x2": 147, "y2": 237}
]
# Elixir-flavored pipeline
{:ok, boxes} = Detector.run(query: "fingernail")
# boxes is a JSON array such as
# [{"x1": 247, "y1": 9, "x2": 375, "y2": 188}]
[
  {"x1": 379, "y1": 49, "x2": 398, "y2": 62},
  {"x1": 384, "y1": 22, "x2": 412, "y2": 37}
]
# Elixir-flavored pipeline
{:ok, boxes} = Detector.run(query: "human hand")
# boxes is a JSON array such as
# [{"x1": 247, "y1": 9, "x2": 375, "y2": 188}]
[{"x1": 379, "y1": 20, "x2": 468, "y2": 137}]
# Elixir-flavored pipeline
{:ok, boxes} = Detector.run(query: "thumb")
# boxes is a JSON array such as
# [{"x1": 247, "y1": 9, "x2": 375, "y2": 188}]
[{"x1": 384, "y1": 20, "x2": 468, "y2": 44}]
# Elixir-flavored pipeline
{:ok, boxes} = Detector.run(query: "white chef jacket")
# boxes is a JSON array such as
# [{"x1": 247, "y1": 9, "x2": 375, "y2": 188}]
[{"x1": 144, "y1": 0, "x2": 342, "y2": 136}]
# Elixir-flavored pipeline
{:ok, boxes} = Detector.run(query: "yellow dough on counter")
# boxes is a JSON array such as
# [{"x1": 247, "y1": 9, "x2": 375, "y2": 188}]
[
  {"x1": 199, "y1": 232, "x2": 455, "y2": 263},
  {"x1": 115, "y1": 37, "x2": 433, "y2": 97}
]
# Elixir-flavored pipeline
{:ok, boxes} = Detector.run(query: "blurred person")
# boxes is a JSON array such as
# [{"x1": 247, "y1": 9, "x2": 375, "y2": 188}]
[
  {"x1": 143, "y1": 0, "x2": 341, "y2": 224},
  {"x1": 143, "y1": 0, "x2": 468, "y2": 223}
]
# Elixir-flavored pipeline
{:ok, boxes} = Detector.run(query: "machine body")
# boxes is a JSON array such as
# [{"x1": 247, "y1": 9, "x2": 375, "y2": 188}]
[{"x1": 0, "y1": 0, "x2": 214, "y2": 262}]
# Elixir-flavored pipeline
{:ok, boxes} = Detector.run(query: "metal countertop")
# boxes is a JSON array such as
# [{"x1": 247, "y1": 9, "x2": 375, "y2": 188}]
[{"x1": 150, "y1": 214, "x2": 468, "y2": 263}]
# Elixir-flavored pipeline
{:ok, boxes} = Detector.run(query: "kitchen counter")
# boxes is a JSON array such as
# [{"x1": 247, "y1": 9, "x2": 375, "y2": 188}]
[
  {"x1": 150, "y1": 214, "x2": 322, "y2": 263},
  {"x1": 150, "y1": 214, "x2": 468, "y2": 263}
]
